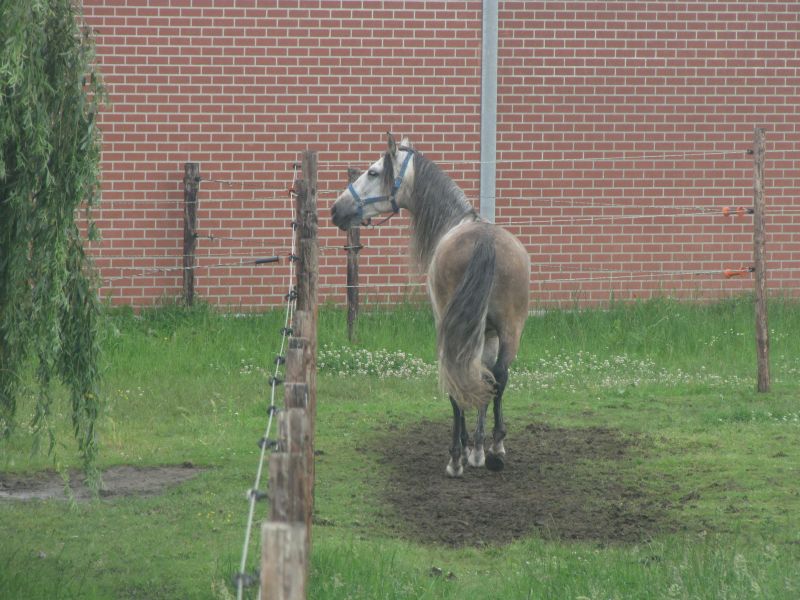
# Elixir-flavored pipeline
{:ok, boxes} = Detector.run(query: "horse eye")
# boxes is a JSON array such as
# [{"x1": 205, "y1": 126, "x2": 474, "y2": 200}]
[{"x1": 367, "y1": 169, "x2": 379, "y2": 178}]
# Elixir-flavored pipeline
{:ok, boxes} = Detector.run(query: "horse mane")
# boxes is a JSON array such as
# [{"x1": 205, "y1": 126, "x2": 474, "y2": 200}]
[{"x1": 407, "y1": 152, "x2": 476, "y2": 269}]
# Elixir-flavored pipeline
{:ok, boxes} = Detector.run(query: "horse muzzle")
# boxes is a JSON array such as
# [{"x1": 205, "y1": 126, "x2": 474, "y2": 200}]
[{"x1": 331, "y1": 195, "x2": 362, "y2": 231}]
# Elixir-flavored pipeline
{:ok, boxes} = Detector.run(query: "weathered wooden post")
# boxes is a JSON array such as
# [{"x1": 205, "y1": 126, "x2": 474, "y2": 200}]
[
  {"x1": 263, "y1": 331, "x2": 310, "y2": 599},
  {"x1": 295, "y1": 151, "x2": 318, "y2": 451},
  {"x1": 752, "y1": 127, "x2": 769, "y2": 392},
  {"x1": 346, "y1": 167, "x2": 362, "y2": 342},
  {"x1": 285, "y1": 328, "x2": 313, "y2": 532},
  {"x1": 261, "y1": 151, "x2": 318, "y2": 600},
  {"x1": 260, "y1": 522, "x2": 307, "y2": 600},
  {"x1": 296, "y1": 151, "x2": 319, "y2": 316},
  {"x1": 183, "y1": 163, "x2": 200, "y2": 306}
]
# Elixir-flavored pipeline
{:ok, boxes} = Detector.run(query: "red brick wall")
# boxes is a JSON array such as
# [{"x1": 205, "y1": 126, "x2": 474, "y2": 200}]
[{"x1": 82, "y1": 1, "x2": 800, "y2": 309}]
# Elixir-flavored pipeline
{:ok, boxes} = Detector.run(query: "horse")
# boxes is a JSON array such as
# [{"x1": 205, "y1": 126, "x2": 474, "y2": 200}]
[{"x1": 331, "y1": 133, "x2": 530, "y2": 477}]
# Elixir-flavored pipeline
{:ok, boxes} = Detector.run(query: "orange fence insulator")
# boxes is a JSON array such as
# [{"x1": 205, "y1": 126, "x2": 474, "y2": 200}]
[
  {"x1": 722, "y1": 206, "x2": 754, "y2": 217},
  {"x1": 724, "y1": 266, "x2": 755, "y2": 278}
]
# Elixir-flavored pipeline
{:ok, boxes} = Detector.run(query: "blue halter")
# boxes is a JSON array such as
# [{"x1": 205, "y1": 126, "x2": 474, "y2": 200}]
[{"x1": 348, "y1": 148, "x2": 415, "y2": 219}]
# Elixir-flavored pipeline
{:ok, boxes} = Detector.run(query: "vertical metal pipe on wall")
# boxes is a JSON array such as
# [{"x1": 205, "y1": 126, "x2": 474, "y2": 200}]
[{"x1": 480, "y1": 0, "x2": 499, "y2": 223}]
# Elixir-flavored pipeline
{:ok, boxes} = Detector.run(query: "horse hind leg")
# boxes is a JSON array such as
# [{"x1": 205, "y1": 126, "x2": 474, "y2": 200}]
[
  {"x1": 459, "y1": 403, "x2": 469, "y2": 464},
  {"x1": 485, "y1": 361, "x2": 509, "y2": 472},
  {"x1": 446, "y1": 395, "x2": 465, "y2": 478},
  {"x1": 468, "y1": 333, "x2": 496, "y2": 468},
  {"x1": 467, "y1": 403, "x2": 487, "y2": 467}
]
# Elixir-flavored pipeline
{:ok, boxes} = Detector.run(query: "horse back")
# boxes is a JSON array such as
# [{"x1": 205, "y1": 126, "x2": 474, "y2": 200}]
[{"x1": 428, "y1": 221, "x2": 530, "y2": 333}]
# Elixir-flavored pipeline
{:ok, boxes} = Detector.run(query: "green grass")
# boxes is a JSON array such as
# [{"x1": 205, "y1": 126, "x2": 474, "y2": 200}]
[{"x1": 2, "y1": 297, "x2": 800, "y2": 599}]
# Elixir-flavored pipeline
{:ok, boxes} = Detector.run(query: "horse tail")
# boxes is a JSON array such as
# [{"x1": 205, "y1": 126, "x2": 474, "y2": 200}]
[{"x1": 437, "y1": 229, "x2": 496, "y2": 409}]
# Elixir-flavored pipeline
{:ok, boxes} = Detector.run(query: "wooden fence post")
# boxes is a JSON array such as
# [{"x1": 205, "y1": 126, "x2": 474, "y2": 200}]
[
  {"x1": 261, "y1": 523, "x2": 307, "y2": 600},
  {"x1": 752, "y1": 127, "x2": 769, "y2": 392},
  {"x1": 296, "y1": 152, "x2": 318, "y2": 496},
  {"x1": 284, "y1": 329, "x2": 314, "y2": 530},
  {"x1": 261, "y1": 151, "x2": 318, "y2": 600},
  {"x1": 346, "y1": 167, "x2": 361, "y2": 342},
  {"x1": 265, "y1": 330, "x2": 311, "y2": 597},
  {"x1": 183, "y1": 163, "x2": 200, "y2": 306},
  {"x1": 296, "y1": 151, "x2": 319, "y2": 316}
]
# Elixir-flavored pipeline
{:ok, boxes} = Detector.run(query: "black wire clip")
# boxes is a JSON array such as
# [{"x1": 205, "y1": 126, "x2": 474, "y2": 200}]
[
  {"x1": 268, "y1": 375, "x2": 284, "y2": 387},
  {"x1": 280, "y1": 327, "x2": 293, "y2": 337},
  {"x1": 285, "y1": 288, "x2": 298, "y2": 301},
  {"x1": 258, "y1": 437, "x2": 279, "y2": 450},
  {"x1": 247, "y1": 488, "x2": 268, "y2": 501},
  {"x1": 232, "y1": 571, "x2": 260, "y2": 589}
]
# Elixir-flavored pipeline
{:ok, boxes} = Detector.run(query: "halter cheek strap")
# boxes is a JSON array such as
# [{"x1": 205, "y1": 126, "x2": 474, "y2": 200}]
[{"x1": 349, "y1": 148, "x2": 415, "y2": 219}]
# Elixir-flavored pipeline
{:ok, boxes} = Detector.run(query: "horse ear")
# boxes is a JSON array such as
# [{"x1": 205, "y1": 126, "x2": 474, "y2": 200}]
[{"x1": 387, "y1": 131, "x2": 397, "y2": 157}]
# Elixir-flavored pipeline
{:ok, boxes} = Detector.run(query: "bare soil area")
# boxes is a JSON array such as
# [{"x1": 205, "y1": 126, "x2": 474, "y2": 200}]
[
  {"x1": 376, "y1": 420, "x2": 682, "y2": 547},
  {"x1": 0, "y1": 464, "x2": 202, "y2": 502}
]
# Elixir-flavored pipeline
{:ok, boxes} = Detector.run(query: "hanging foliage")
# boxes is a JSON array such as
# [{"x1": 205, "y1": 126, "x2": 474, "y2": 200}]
[{"x1": 0, "y1": 0, "x2": 105, "y2": 477}]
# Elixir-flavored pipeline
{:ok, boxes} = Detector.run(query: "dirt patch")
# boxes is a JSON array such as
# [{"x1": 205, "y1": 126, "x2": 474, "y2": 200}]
[
  {"x1": 376, "y1": 420, "x2": 679, "y2": 547},
  {"x1": 0, "y1": 464, "x2": 203, "y2": 502}
]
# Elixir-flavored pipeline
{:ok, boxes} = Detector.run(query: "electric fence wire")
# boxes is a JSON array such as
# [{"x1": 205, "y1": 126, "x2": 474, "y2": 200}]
[
  {"x1": 234, "y1": 166, "x2": 299, "y2": 600},
  {"x1": 86, "y1": 143, "x2": 798, "y2": 292},
  {"x1": 89, "y1": 147, "x2": 761, "y2": 205},
  {"x1": 314, "y1": 148, "x2": 753, "y2": 170},
  {"x1": 317, "y1": 266, "x2": 800, "y2": 291}
]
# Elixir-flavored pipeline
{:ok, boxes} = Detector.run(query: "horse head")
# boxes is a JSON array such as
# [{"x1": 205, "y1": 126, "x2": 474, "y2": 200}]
[{"x1": 331, "y1": 132, "x2": 415, "y2": 230}]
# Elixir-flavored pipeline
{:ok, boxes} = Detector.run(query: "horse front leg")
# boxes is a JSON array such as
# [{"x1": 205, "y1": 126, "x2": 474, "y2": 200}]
[
  {"x1": 446, "y1": 395, "x2": 465, "y2": 478},
  {"x1": 486, "y1": 364, "x2": 508, "y2": 472}
]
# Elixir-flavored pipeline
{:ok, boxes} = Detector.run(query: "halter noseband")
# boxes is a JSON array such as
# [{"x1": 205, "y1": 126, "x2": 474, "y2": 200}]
[{"x1": 348, "y1": 147, "x2": 415, "y2": 220}]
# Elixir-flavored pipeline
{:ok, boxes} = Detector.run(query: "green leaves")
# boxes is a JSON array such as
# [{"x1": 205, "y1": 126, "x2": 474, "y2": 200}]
[{"x1": 0, "y1": 0, "x2": 104, "y2": 478}]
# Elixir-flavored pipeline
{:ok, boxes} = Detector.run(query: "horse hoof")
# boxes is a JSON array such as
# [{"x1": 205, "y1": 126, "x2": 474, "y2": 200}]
[
  {"x1": 446, "y1": 463, "x2": 464, "y2": 478},
  {"x1": 467, "y1": 447, "x2": 485, "y2": 468},
  {"x1": 485, "y1": 453, "x2": 505, "y2": 472}
]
